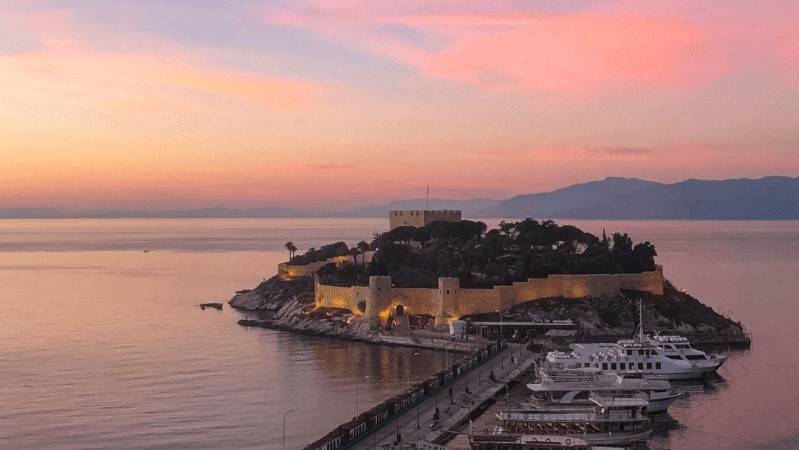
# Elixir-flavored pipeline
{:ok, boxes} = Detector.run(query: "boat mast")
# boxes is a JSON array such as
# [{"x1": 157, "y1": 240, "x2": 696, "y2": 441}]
[{"x1": 637, "y1": 299, "x2": 644, "y2": 342}]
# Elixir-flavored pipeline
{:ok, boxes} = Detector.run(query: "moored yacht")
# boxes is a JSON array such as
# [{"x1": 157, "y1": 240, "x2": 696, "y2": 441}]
[
  {"x1": 528, "y1": 369, "x2": 681, "y2": 413},
  {"x1": 469, "y1": 433, "x2": 622, "y2": 450},
  {"x1": 546, "y1": 304, "x2": 727, "y2": 380},
  {"x1": 646, "y1": 332, "x2": 727, "y2": 365},
  {"x1": 496, "y1": 392, "x2": 652, "y2": 446}
]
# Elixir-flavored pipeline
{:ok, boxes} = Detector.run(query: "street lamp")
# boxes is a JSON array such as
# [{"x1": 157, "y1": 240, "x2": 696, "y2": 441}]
[
  {"x1": 355, "y1": 375, "x2": 371, "y2": 417},
  {"x1": 282, "y1": 408, "x2": 298, "y2": 450},
  {"x1": 496, "y1": 308, "x2": 504, "y2": 369}
]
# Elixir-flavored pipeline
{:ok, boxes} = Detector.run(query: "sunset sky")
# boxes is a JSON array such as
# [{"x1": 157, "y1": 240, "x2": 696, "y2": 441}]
[{"x1": 2, "y1": 0, "x2": 798, "y2": 209}]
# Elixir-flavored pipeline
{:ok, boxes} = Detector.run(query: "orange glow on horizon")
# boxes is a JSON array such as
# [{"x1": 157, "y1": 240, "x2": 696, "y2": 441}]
[{"x1": 1, "y1": 2, "x2": 798, "y2": 209}]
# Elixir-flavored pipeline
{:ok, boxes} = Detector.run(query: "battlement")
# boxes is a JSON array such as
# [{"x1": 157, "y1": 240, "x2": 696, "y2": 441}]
[
  {"x1": 314, "y1": 266, "x2": 665, "y2": 328},
  {"x1": 388, "y1": 209, "x2": 462, "y2": 230}
]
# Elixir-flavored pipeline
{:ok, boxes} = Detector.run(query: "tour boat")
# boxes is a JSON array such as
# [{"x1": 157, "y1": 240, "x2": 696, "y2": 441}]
[
  {"x1": 495, "y1": 392, "x2": 652, "y2": 446},
  {"x1": 645, "y1": 332, "x2": 727, "y2": 363},
  {"x1": 528, "y1": 369, "x2": 681, "y2": 413},
  {"x1": 469, "y1": 433, "x2": 622, "y2": 450},
  {"x1": 545, "y1": 305, "x2": 727, "y2": 380}
]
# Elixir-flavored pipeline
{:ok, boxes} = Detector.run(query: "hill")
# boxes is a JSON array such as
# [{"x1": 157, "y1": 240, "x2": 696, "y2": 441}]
[{"x1": 476, "y1": 176, "x2": 799, "y2": 219}]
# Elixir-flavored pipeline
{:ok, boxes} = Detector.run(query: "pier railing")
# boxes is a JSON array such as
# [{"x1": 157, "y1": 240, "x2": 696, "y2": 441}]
[{"x1": 303, "y1": 341, "x2": 506, "y2": 450}]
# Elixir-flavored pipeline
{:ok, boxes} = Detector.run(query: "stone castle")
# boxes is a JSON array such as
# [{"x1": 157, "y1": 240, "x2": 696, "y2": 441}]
[
  {"x1": 389, "y1": 209, "x2": 461, "y2": 230},
  {"x1": 280, "y1": 210, "x2": 665, "y2": 328}
]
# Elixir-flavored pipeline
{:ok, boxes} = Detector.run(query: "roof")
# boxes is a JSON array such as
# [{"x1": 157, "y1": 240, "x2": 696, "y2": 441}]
[
  {"x1": 545, "y1": 329, "x2": 578, "y2": 337},
  {"x1": 472, "y1": 319, "x2": 574, "y2": 327}
]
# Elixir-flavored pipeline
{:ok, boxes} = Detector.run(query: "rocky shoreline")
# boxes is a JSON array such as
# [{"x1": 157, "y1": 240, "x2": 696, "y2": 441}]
[
  {"x1": 228, "y1": 276, "x2": 751, "y2": 348},
  {"x1": 229, "y1": 277, "x2": 381, "y2": 343}
]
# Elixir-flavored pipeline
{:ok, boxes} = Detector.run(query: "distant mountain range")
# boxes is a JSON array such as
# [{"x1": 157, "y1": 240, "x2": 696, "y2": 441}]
[
  {"x1": 0, "y1": 207, "x2": 299, "y2": 219},
  {"x1": 3, "y1": 176, "x2": 797, "y2": 220},
  {"x1": 474, "y1": 176, "x2": 799, "y2": 219}
]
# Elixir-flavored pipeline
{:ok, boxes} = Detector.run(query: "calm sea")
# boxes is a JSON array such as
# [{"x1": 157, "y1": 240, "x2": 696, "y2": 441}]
[{"x1": 0, "y1": 219, "x2": 797, "y2": 449}]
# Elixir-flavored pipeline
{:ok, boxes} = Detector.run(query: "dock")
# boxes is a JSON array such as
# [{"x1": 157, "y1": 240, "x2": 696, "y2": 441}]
[{"x1": 349, "y1": 344, "x2": 536, "y2": 449}]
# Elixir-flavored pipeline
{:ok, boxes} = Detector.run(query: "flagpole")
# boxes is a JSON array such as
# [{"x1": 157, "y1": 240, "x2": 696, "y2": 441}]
[{"x1": 426, "y1": 185, "x2": 430, "y2": 210}]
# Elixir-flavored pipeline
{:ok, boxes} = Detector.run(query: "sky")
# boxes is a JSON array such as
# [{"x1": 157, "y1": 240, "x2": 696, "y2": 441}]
[{"x1": 1, "y1": 0, "x2": 798, "y2": 210}]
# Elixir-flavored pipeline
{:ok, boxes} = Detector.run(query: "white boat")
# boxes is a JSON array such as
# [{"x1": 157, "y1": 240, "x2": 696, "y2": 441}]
[
  {"x1": 528, "y1": 369, "x2": 681, "y2": 413},
  {"x1": 496, "y1": 391, "x2": 652, "y2": 446},
  {"x1": 469, "y1": 433, "x2": 622, "y2": 450},
  {"x1": 545, "y1": 304, "x2": 727, "y2": 380},
  {"x1": 646, "y1": 332, "x2": 728, "y2": 365}
]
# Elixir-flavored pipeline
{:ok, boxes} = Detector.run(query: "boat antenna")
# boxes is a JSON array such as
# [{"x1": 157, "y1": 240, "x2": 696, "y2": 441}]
[{"x1": 637, "y1": 299, "x2": 644, "y2": 342}]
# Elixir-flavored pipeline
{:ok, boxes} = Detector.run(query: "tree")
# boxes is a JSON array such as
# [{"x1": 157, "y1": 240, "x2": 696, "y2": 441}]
[
  {"x1": 357, "y1": 241, "x2": 370, "y2": 267},
  {"x1": 284, "y1": 241, "x2": 297, "y2": 261}
]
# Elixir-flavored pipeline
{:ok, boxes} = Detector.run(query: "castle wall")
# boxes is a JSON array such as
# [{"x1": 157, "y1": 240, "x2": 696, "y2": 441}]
[
  {"x1": 618, "y1": 266, "x2": 664, "y2": 295},
  {"x1": 554, "y1": 273, "x2": 622, "y2": 299},
  {"x1": 314, "y1": 280, "x2": 359, "y2": 312},
  {"x1": 315, "y1": 268, "x2": 665, "y2": 327},
  {"x1": 278, "y1": 251, "x2": 376, "y2": 280},
  {"x1": 279, "y1": 261, "x2": 328, "y2": 279},
  {"x1": 389, "y1": 288, "x2": 439, "y2": 316}
]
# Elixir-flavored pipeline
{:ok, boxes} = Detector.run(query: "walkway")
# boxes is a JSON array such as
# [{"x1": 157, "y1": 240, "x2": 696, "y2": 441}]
[{"x1": 350, "y1": 344, "x2": 536, "y2": 449}]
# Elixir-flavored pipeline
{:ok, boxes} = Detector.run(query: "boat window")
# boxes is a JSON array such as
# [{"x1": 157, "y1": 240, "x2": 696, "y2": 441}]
[
  {"x1": 686, "y1": 354, "x2": 707, "y2": 360},
  {"x1": 656, "y1": 362, "x2": 661, "y2": 369},
  {"x1": 666, "y1": 355, "x2": 683, "y2": 360}
]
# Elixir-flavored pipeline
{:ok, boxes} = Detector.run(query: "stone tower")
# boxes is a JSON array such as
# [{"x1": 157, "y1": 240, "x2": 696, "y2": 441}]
[
  {"x1": 435, "y1": 277, "x2": 460, "y2": 326},
  {"x1": 365, "y1": 275, "x2": 392, "y2": 328}
]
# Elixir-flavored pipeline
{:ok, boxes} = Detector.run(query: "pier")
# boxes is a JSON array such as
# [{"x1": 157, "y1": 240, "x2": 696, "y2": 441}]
[{"x1": 305, "y1": 343, "x2": 537, "y2": 449}]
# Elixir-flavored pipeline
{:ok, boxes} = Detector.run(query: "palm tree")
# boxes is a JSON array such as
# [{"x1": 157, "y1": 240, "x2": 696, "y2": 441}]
[
  {"x1": 356, "y1": 241, "x2": 370, "y2": 267},
  {"x1": 284, "y1": 241, "x2": 297, "y2": 261}
]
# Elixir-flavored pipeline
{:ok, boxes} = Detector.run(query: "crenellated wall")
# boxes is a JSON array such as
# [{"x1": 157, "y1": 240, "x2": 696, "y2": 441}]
[
  {"x1": 314, "y1": 266, "x2": 665, "y2": 327},
  {"x1": 314, "y1": 281, "x2": 360, "y2": 311},
  {"x1": 278, "y1": 251, "x2": 375, "y2": 280}
]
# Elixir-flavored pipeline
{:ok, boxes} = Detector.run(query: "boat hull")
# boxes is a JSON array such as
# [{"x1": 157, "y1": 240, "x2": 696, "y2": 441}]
[{"x1": 647, "y1": 393, "x2": 682, "y2": 413}]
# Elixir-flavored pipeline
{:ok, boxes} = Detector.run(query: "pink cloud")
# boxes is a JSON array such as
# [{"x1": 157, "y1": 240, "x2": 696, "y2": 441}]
[
  {"x1": 1, "y1": 7, "x2": 325, "y2": 111},
  {"x1": 264, "y1": 1, "x2": 796, "y2": 95},
  {"x1": 418, "y1": 15, "x2": 719, "y2": 95}
]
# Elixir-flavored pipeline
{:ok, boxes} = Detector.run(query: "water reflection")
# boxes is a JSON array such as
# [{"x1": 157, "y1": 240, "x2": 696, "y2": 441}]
[{"x1": 1, "y1": 219, "x2": 798, "y2": 449}]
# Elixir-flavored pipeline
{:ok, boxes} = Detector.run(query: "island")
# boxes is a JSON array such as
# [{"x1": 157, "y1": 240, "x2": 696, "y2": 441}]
[{"x1": 229, "y1": 211, "x2": 750, "y2": 349}]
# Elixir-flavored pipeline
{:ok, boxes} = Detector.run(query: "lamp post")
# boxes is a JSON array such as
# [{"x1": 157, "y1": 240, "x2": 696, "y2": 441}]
[
  {"x1": 355, "y1": 375, "x2": 370, "y2": 417},
  {"x1": 282, "y1": 408, "x2": 298, "y2": 450},
  {"x1": 496, "y1": 308, "x2": 504, "y2": 369}
]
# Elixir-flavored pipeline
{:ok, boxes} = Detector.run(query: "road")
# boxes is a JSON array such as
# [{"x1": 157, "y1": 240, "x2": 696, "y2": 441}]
[{"x1": 350, "y1": 343, "x2": 536, "y2": 450}]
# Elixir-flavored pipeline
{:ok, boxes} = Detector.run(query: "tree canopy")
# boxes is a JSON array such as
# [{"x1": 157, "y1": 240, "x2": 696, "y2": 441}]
[{"x1": 314, "y1": 219, "x2": 657, "y2": 288}]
